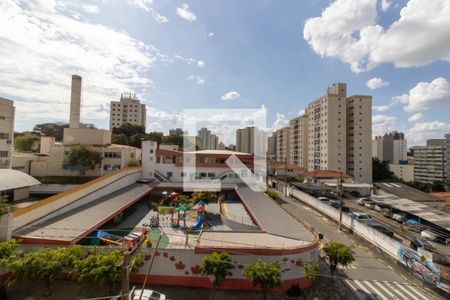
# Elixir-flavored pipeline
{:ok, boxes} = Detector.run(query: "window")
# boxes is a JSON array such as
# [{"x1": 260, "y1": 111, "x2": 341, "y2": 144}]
[
  {"x1": 181, "y1": 172, "x2": 185, "y2": 177},
  {"x1": 207, "y1": 172, "x2": 215, "y2": 178},
  {"x1": 0, "y1": 151, "x2": 8, "y2": 157},
  {"x1": 150, "y1": 149, "x2": 154, "y2": 154},
  {"x1": 167, "y1": 172, "x2": 173, "y2": 177},
  {"x1": 0, "y1": 133, "x2": 10, "y2": 140},
  {"x1": 104, "y1": 152, "x2": 121, "y2": 159}
]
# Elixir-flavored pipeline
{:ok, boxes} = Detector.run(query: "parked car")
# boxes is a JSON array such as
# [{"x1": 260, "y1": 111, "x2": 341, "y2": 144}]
[
  {"x1": 369, "y1": 223, "x2": 394, "y2": 237},
  {"x1": 421, "y1": 230, "x2": 448, "y2": 244},
  {"x1": 350, "y1": 212, "x2": 373, "y2": 223},
  {"x1": 364, "y1": 200, "x2": 377, "y2": 210},
  {"x1": 318, "y1": 197, "x2": 329, "y2": 202},
  {"x1": 328, "y1": 201, "x2": 350, "y2": 212},
  {"x1": 357, "y1": 198, "x2": 371, "y2": 205},
  {"x1": 392, "y1": 212, "x2": 407, "y2": 223},
  {"x1": 374, "y1": 203, "x2": 392, "y2": 213},
  {"x1": 132, "y1": 289, "x2": 166, "y2": 300},
  {"x1": 410, "y1": 238, "x2": 436, "y2": 252},
  {"x1": 381, "y1": 208, "x2": 393, "y2": 218}
]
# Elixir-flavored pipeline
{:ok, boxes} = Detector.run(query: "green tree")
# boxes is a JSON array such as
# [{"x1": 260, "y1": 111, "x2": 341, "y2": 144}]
[
  {"x1": 372, "y1": 158, "x2": 400, "y2": 182},
  {"x1": 192, "y1": 191, "x2": 217, "y2": 204},
  {"x1": 145, "y1": 131, "x2": 164, "y2": 146},
  {"x1": 111, "y1": 133, "x2": 129, "y2": 145},
  {"x1": 0, "y1": 239, "x2": 20, "y2": 261},
  {"x1": 14, "y1": 135, "x2": 39, "y2": 152},
  {"x1": 0, "y1": 194, "x2": 15, "y2": 215},
  {"x1": 162, "y1": 134, "x2": 184, "y2": 150},
  {"x1": 63, "y1": 144, "x2": 102, "y2": 177},
  {"x1": 112, "y1": 123, "x2": 145, "y2": 137},
  {"x1": 243, "y1": 260, "x2": 282, "y2": 300},
  {"x1": 201, "y1": 252, "x2": 235, "y2": 289},
  {"x1": 431, "y1": 181, "x2": 447, "y2": 192},
  {"x1": 406, "y1": 181, "x2": 432, "y2": 193},
  {"x1": 5, "y1": 246, "x2": 84, "y2": 296},
  {"x1": 72, "y1": 249, "x2": 124, "y2": 293},
  {"x1": 33, "y1": 122, "x2": 67, "y2": 141},
  {"x1": 323, "y1": 241, "x2": 355, "y2": 275},
  {"x1": 302, "y1": 262, "x2": 321, "y2": 285}
]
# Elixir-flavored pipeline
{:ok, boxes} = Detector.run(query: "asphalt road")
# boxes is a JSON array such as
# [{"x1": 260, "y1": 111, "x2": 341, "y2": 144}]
[
  {"x1": 342, "y1": 197, "x2": 450, "y2": 257},
  {"x1": 270, "y1": 189, "x2": 443, "y2": 300}
]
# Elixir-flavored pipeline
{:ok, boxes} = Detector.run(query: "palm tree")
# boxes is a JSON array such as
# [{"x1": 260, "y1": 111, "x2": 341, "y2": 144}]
[
  {"x1": 323, "y1": 241, "x2": 355, "y2": 275},
  {"x1": 243, "y1": 260, "x2": 282, "y2": 300}
]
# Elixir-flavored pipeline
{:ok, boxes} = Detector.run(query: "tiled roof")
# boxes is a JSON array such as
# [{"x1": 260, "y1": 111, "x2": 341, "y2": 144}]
[{"x1": 305, "y1": 170, "x2": 351, "y2": 178}]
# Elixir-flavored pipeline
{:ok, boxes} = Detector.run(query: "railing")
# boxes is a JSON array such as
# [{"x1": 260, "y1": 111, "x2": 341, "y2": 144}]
[{"x1": 154, "y1": 170, "x2": 171, "y2": 182}]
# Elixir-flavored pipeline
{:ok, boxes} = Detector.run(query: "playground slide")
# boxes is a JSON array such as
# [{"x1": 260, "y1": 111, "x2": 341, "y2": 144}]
[{"x1": 191, "y1": 214, "x2": 204, "y2": 230}]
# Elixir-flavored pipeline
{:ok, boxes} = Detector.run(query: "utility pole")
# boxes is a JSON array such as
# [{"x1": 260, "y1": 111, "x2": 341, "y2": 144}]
[
  {"x1": 139, "y1": 233, "x2": 162, "y2": 300},
  {"x1": 284, "y1": 156, "x2": 288, "y2": 196},
  {"x1": 121, "y1": 251, "x2": 131, "y2": 300},
  {"x1": 338, "y1": 171, "x2": 343, "y2": 231}
]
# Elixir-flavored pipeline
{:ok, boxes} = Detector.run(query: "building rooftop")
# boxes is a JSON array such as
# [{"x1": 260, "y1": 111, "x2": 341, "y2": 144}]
[
  {"x1": 304, "y1": 170, "x2": 351, "y2": 179},
  {"x1": 0, "y1": 169, "x2": 41, "y2": 192}
]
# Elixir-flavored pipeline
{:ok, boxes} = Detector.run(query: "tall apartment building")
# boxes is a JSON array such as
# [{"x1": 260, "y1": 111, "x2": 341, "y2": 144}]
[
  {"x1": 306, "y1": 83, "x2": 348, "y2": 174},
  {"x1": 376, "y1": 131, "x2": 406, "y2": 163},
  {"x1": 197, "y1": 128, "x2": 211, "y2": 150},
  {"x1": 236, "y1": 126, "x2": 266, "y2": 155},
  {"x1": 304, "y1": 83, "x2": 372, "y2": 183},
  {"x1": 446, "y1": 134, "x2": 450, "y2": 183},
  {"x1": 0, "y1": 98, "x2": 15, "y2": 169},
  {"x1": 267, "y1": 133, "x2": 277, "y2": 157},
  {"x1": 413, "y1": 139, "x2": 447, "y2": 184},
  {"x1": 210, "y1": 134, "x2": 219, "y2": 150},
  {"x1": 275, "y1": 127, "x2": 290, "y2": 162},
  {"x1": 372, "y1": 136, "x2": 383, "y2": 161},
  {"x1": 346, "y1": 95, "x2": 372, "y2": 183},
  {"x1": 110, "y1": 93, "x2": 146, "y2": 130},
  {"x1": 289, "y1": 115, "x2": 308, "y2": 168}
]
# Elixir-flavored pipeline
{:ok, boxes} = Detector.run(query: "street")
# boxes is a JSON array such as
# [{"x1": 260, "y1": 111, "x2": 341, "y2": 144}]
[{"x1": 270, "y1": 188, "x2": 443, "y2": 300}]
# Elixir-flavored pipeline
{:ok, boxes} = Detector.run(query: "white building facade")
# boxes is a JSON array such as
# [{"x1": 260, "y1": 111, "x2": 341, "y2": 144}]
[
  {"x1": 0, "y1": 98, "x2": 15, "y2": 169},
  {"x1": 110, "y1": 93, "x2": 146, "y2": 130}
]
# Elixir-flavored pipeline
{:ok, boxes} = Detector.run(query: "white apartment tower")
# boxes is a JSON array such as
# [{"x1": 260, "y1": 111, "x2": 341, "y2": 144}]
[
  {"x1": 307, "y1": 83, "x2": 347, "y2": 173},
  {"x1": 289, "y1": 115, "x2": 308, "y2": 168},
  {"x1": 372, "y1": 136, "x2": 383, "y2": 160},
  {"x1": 198, "y1": 128, "x2": 212, "y2": 150},
  {"x1": 236, "y1": 126, "x2": 266, "y2": 155},
  {"x1": 347, "y1": 95, "x2": 372, "y2": 183},
  {"x1": 275, "y1": 127, "x2": 290, "y2": 162},
  {"x1": 110, "y1": 93, "x2": 146, "y2": 130},
  {"x1": 0, "y1": 98, "x2": 15, "y2": 169},
  {"x1": 304, "y1": 83, "x2": 372, "y2": 183}
]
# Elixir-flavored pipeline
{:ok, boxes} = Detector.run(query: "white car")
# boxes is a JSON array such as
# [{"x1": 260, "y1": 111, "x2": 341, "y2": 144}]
[
  {"x1": 318, "y1": 197, "x2": 329, "y2": 202},
  {"x1": 132, "y1": 289, "x2": 166, "y2": 300},
  {"x1": 392, "y1": 213, "x2": 406, "y2": 223},
  {"x1": 420, "y1": 230, "x2": 448, "y2": 244},
  {"x1": 350, "y1": 212, "x2": 373, "y2": 224},
  {"x1": 357, "y1": 198, "x2": 371, "y2": 205}
]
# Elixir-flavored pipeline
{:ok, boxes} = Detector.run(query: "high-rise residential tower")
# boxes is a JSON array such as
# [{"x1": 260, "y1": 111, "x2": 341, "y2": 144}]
[
  {"x1": 289, "y1": 115, "x2": 308, "y2": 168},
  {"x1": 0, "y1": 98, "x2": 15, "y2": 169},
  {"x1": 110, "y1": 93, "x2": 146, "y2": 130},
  {"x1": 197, "y1": 128, "x2": 211, "y2": 150},
  {"x1": 413, "y1": 139, "x2": 447, "y2": 183},
  {"x1": 275, "y1": 127, "x2": 290, "y2": 162}
]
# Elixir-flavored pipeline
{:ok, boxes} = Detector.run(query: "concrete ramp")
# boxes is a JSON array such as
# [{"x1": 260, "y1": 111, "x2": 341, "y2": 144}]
[{"x1": 13, "y1": 183, "x2": 153, "y2": 245}]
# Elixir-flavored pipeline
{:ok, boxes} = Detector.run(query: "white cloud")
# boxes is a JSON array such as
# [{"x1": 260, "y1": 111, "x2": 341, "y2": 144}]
[
  {"x1": 304, "y1": 0, "x2": 450, "y2": 72},
  {"x1": 366, "y1": 77, "x2": 390, "y2": 89},
  {"x1": 221, "y1": 91, "x2": 241, "y2": 101},
  {"x1": 406, "y1": 121, "x2": 450, "y2": 145},
  {"x1": 408, "y1": 112, "x2": 425, "y2": 122},
  {"x1": 187, "y1": 75, "x2": 205, "y2": 85},
  {"x1": 197, "y1": 60, "x2": 205, "y2": 68},
  {"x1": 381, "y1": 0, "x2": 391, "y2": 11},
  {"x1": 373, "y1": 105, "x2": 390, "y2": 112},
  {"x1": 272, "y1": 113, "x2": 289, "y2": 131},
  {"x1": 174, "y1": 55, "x2": 205, "y2": 68},
  {"x1": 298, "y1": 109, "x2": 305, "y2": 116},
  {"x1": 208, "y1": 32, "x2": 214, "y2": 37},
  {"x1": 148, "y1": 122, "x2": 162, "y2": 131},
  {"x1": 127, "y1": 0, "x2": 169, "y2": 23},
  {"x1": 0, "y1": 0, "x2": 161, "y2": 126},
  {"x1": 372, "y1": 114, "x2": 396, "y2": 136},
  {"x1": 176, "y1": 3, "x2": 196, "y2": 22},
  {"x1": 81, "y1": 4, "x2": 99, "y2": 14},
  {"x1": 395, "y1": 77, "x2": 450, "y2": 112}
]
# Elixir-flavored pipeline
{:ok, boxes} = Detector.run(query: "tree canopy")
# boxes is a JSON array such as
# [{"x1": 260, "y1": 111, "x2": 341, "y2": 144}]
[
  {"x1": 243, "y1": 260, "x2": 282, "y2": 300},
  {"x1": 201, "y1": 251, "x2": 235, "y2": 289},
  {"x1": 372, "y1": 158, "x2": 400, "y2": 182},
  {"x1": 33, "y1": 122, "x2": 96, "y2": 141},
  {"x1": 14, "y1": 135, "x2": 39, "y2": 152},
  {"x1": 323, "y1": 241, "x2": 355, "y2": 275},
  {"x1": 63, "y1": 144, "x2": 102, "y2": 176}
]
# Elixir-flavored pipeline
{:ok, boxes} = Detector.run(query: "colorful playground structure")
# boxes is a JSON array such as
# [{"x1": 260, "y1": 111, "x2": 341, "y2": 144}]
[
  {"x1": 191, "y1": 201, "x2": 205, "y2": 230},
  {"x1": 95, "y1": 229, "x2": 147, "y2": 251}
]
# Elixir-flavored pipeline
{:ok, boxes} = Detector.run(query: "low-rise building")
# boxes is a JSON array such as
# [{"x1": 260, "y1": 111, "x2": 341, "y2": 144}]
[
  {"x1": 413, "y1": 139, "x2": 447, "y2": 184},
  {"x1": 389, "y1": 164, "x2": 414, "y2": 182}
]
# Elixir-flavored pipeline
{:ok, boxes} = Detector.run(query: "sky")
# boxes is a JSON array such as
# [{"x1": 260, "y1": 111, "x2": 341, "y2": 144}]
[{"x1": 1, "y1": 0, "x2": 449, "y2": 146}]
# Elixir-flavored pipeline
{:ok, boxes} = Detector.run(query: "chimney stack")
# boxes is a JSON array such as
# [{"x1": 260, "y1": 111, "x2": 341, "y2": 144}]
[{"x1": 69, "y1": 75, "x2": 82, "y2": 129}]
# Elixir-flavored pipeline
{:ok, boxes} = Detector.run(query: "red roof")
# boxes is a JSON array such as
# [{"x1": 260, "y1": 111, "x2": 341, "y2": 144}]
[
  {"x1": 268, "y1": 162, "x2": 305, "y2": 171},
  {"x1": 305, "y1": 170, "x2": 351, "y2": 179}
]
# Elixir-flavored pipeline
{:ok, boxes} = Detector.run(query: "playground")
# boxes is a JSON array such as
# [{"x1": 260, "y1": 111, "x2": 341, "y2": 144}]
[{"x1": 87, "y1": 190, "x2": 239, "y2": 251}]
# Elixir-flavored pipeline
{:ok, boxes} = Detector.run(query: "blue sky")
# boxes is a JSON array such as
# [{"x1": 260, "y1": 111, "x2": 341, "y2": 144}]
[{"x1": 1, "y1": 0, "x2": 449, "y2": 145}]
